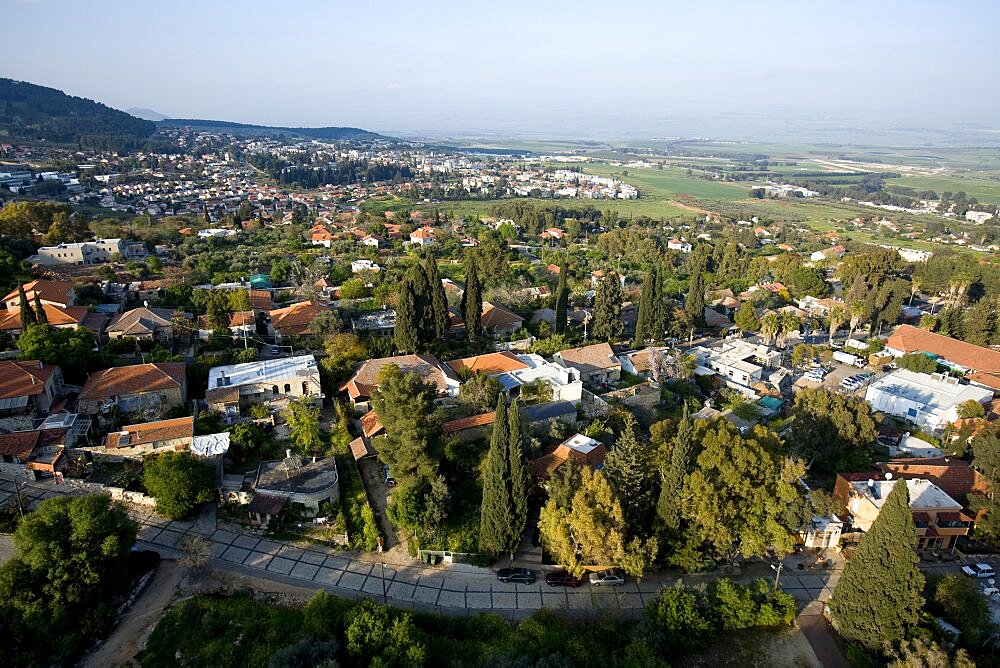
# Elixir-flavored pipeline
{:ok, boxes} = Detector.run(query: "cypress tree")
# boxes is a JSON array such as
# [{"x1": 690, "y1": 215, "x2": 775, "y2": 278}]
[
  {"x1": 657, "y1": 403, "x2": 694, "y2": 530},
  {"x1": 413, "y1": 263, "x2": 436, "y2": 347},
  {"x1": 554, "y1": 265, "x2": 569, "y2": 334},
  {"x1": 424, "y1": 251, "x2": 449, "y2": 339},
  {"x1": 591, "y1": 274, "x2": 624, "y2": 342},
  {"x1": 603, "y1": 415, "x2": 655, "y2": 537},
  {"x1": 507, "y1": 399, "x2": 530, "y2": 556},
  {"x1": 829, "y1": 479, "x2": 924, "y2": 653},
  {"x1": 33, "y1": 294, "x2": 48, "y2": 325},
  {"x1": 393, "y1": 269, "x2": 420, "y2": 353},
  {"x1": 462, "y1": 253, "x2": 483, "y2": 345},
  {"x1": 634, "y1": 266, "x2": 662, "y2": 346},
  {"x1": 685, "y1": 270, "x2": 706, "y2": 330},
  {"x1": 18, "y1": 285, "x2": 36, "y2": 328},
  {"x1": 479, "y1": 395, "x2": 512, "y2": 555}
]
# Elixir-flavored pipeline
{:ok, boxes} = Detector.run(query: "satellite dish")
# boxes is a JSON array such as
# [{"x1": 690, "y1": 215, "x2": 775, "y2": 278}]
[{"x1": 885, "y1": 472, "x2": 893, "y2": 480}]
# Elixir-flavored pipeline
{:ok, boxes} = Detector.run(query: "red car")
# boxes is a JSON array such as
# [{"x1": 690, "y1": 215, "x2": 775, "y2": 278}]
[{"x1": 545, "y1": 570, "x2": 585, "y2": 587}]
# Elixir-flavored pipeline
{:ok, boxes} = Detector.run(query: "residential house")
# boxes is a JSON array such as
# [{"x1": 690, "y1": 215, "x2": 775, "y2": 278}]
[
  {"x1": 0, "y1": 431, "x2": 64, "y2": 479},
  {"x1": 448, "y1": 351, "x2": 583, "y2": 403},
  {"x1": 31, "y1": 238, "x2": 135, "y2": 266},
  {"x1": 77, "y1": 362, "x2": 187, "y2": 416},
  {"x1": 690, "y1": 340, "x2": 781, "y2": 396},
  {"x1": 206, "y1": 355, "x2": 322, "y2": 421},
  {"x1": 106, "y1": 306, "x2": 177, "y2": 343},
  {"x1": 409, "y1": 227, "x2": 436, "y2": 246},
  {"x1": 876, "y1": 457, "x2": 989, "y2": 509},
  {"x1": 0, "y1": 302, "x2": 90, "y2": 339},
  {"x1": 809, "y1": 245, "x2": 846, "y2": 262},
  {"x1": 541, "y1": 228, "x2": 564, "y2": 243},
  {"x1": 797, "y1": 295, "x2": 844, "y2": 318},
  {"x1": 0, "y1": 361, "x2": 64, "y2": 416},
  {"x1": 351, "y1": 309, "x2": 396, "y2": 339},
  {"x1": 249, "y1": 289, "x2": 273, "y2": 312},
  {"x1": 886, "y1": 324, "x2": 1000, "y2": 388},
  {"x1": 529, "y1": 434, "x2": 607, "y2": 480},
  {"x1": 98, "y1": 416, "x2": 195, "y2": 458},
  {"x1": 249, "y1": 452, "x2": 340, "y2": 525},
  {"x1": 130, "y1": 278, "x2": 176, "y2": 304},
  {"x1": 481, "y1": 302, "x2": 523, "y2": 338},
  {"x1": 309, "y1": 223, "x2": 335, "y2": 248},
  {"x1": 864, "y1": 369, "x2": 992, "y2": 435},
  {"x1": 269, "y1": 301, "x2": 331, "y2": 340},
  {"x1": 443, "y1": 412, "x2": 496, "y2": 442},
  {"x1": 3, "y1": 280, "x2": 76, "y2": 309},
  {"x1": 554, "y1": 343, "x2": 622, "y2": 387},
  {"x1": 833, "y1": 475, "x2": 972, "y2": 550},
  {"x1": 667, "y1": 238, "x2": 692, "y2": 253},
  {"x1": 197, "y1": 310, "x2": 255, "y2": 341},
  {"x1": 351, "y1": 259, "x2": 381, "y2": 273},
  {"x1": 340, "y1": 354, "x2": 460, "y2": 412}
]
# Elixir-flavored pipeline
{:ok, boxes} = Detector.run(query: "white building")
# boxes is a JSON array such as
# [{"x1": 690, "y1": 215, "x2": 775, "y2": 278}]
[
  {"x1": 351, "y1": 259, "x2": 381, "y2": 273},
  {"x1": 691, "y1": 340, "x2": 782, "y2": 395},
  {"x1": 206, "y1": 354, "x2": 323, "y2": 422},
  {"x1": 198, "y1": 228, "x2": 237, "y2": 238},
  {"x1": 496, "y1": 353, "x2": 583, "y2": 403},
  {"x1": 864, "y1": 369, "x2": 993, "y2": 435},
  {"x1": 667, "y1": 238, "x2": 692, "y2": 253},
  {"x1": 966, "y1": 211, "x2": 994, "y2": 224},
  {"x1": 32, "y1": 238, "x2": 139, "y2": 266}
]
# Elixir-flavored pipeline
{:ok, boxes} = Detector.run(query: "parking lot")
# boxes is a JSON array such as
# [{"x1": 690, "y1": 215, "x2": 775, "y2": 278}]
[{"x1": 794, "y1": 361, "x2": 872, "y2": 395}]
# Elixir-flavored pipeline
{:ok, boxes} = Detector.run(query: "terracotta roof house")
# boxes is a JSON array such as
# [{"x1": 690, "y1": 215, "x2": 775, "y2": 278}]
[
  {"x1": 529, "y1": 434, "x2": 606, "y2": 480},
  {"x1": 309, "y1": 224, "x2": 334, "y2": 248},
  {"x1": 541, "y1": 228, "x2": 565, "y2": 241},
  {"x1": 886, "y1": 324, "x2": 1000, "y2": 384},
  {"x1": 554, "y1": 343, "x2": 622, "y2": 386},
  {"x1": 360, "y1": 410, "x2": 385, "y2": 438},
  {"x1": 448, "y1": 351, "x2": 529, "y2": 376},
  {"x1": 340, "y1": 354, "x2": 460, "y2": 411},
  {"x1": 3, "y1": 280, "x2": 76, "y2": 310},
  {"x1": 876, "y1": 457, "x2": 989, "y2": 507},
  {"x1": 443, "y1": 411, "x2": 496, "y2": 442},
  {"x1": 0, "y1": 430, "x2": 64, "y2": 477},
  {"x1": 249, "y1": 289, "x2": 273, "y2": 311},
  {"x1": 481, "y1": 302, "x2": 524, "y2": 338},
  {"x1": 106, "y1": 307, "x2": 177, "y2": 343},
  {"x1": 409, "y1": 227, "x2": 436, "y2": 246},
  {"x1": 101, "y1": 416, "x2": 195, "y2": 457},
  {"x1": 0, "y1": 303, "x2": 89, "y2": 338},
  {"x1": 0, "y1": 360, "x2": 64, "y2": 415},
  {"x1": 78, "y1": 362, "x2": 187, "y2": 416},
  {"x1": 269, "y1": 301, "x2": 331, "y2": 340}
]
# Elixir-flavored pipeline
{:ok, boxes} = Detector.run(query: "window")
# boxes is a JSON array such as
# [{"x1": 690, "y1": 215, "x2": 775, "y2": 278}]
[
  {"x1": 907, "y1": 407, "x2": 918, "y2": 418},
  {"x1": 302, "y1": 381, "x2": 309, "y2": 395},
  {"x1": 271, "y1": 385, "x2": 279, "y2": 395},
  {"x1": 284, "y1": 384, "x2": 291, "y2": 394}
]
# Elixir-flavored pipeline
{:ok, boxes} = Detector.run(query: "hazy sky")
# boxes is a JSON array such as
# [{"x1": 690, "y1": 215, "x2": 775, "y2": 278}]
[{"x1": 4, "y1": 0, "x2": 999, "y2": 140}]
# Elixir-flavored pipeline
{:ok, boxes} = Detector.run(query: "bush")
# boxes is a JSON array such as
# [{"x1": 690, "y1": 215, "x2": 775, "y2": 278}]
[
  {"x1": 897, "y1": 352, "x2": 939, "y2": 374},
  {"x1": 143, "y1": 452, "x2": 217, "y2": 519}
]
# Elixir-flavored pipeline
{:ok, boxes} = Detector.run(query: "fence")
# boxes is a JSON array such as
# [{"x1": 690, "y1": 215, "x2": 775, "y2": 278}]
[{"x1": 418, "y1": 549, "x2": 491, "y2": 566}]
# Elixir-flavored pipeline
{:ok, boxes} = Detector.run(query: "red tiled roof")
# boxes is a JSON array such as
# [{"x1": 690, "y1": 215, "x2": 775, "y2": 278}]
[
  {"x1": 410, "y1": 227, "x2": 435, "y2": 239},
  {"x1": 877, "y1": 458, "x2": 989, "y2": 502},
  {"x1": 0, "y1": 360, "x2": 57, "y2": 399},
  {"x1": 447, "y1": 351, "x2": 528, "y2": 376},
  {"x1": 360, "y1": 410, "x2": 384, "y2": 438},
  {"x1": 249, "y1": 290, "x2": 272, "y2": 310},
  {"x1": 0, "y1": 304, "x2": 88, "y2": 330},
  {"x1": 269, "y1": 301, "x2": 329, "y2": 336},
  {"x1": 0, "y1": 431, "x2": 40, "y2": 459},
  {"x1": 79, "y1": 362, "x2": 186, "y2": 401},
  {"x1": 887, "y1": 324, "x2": 1000, "y2": 373},
  {"x1": 349, "y1": 436, "x2": 377, "y2": 461},
  {"x1": 340, "y1": 354, "x2": 456, "y2": 401},
  {"x1": 481, "y1": 302, "x2": 523, "y2": 331},
  {"x1": 966, "y1": 372, "x2": 1000, "y2": 390},
  {"x1": 3, "y1": 280, "x2": 74, "y2": 307},
  {"x1": 529, "y1": 440, "x2": 607, "y2": 480},
  {"x1": 444, "y1": 412, "x2": 496, "y2": 433},
  {"x1": 555, "y1": 343, "x2": 621, "y2": 372},
  {"x1": 105, "y1": 416, "x2": 194, "y2": 448}
]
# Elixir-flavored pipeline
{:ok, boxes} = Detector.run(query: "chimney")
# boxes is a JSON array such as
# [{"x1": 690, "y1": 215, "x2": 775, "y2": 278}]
[{"x1": 286, "y1": 449, "x2": 292, "y2": 459}]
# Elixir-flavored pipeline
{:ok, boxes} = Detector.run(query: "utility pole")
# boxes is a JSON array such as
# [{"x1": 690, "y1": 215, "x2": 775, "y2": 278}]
[{"x1": 380, "y1": 561, "x2": 387, "y2": 603}]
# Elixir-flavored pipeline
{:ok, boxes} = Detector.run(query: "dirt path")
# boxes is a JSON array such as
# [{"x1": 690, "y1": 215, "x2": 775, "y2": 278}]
[{"x1": 83, "y1": 561, "x2": 183, "y2": 668}]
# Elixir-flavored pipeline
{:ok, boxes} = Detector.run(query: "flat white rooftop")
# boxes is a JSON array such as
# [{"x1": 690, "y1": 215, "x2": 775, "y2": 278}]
[
  {"x1": 866, "y1": 369, "x2": 992, "y2": 410},
  {"x1": 852, "y1": 477, "x2": 960, "y2": 511},
  {"x1": 208, "y1": 354, "x2": 318, "y2": 389},
  {"x1": 561, "y1": 433, "x2": 601, "y2": 454}
]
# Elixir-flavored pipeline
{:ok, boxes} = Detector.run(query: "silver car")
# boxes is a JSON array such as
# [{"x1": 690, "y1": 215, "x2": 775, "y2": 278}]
[{"x1": 588, "y1": 568, "x2": 625, "y2": 586}]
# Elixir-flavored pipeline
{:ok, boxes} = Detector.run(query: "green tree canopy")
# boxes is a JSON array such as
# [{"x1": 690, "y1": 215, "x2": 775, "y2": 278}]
[
  {"x1": 283, "y1": 395, "x2": 325, "y2": 455},
  {"x1": 830, "y1": 479, "x2": 924, "y2": 653},
  {"x1": 143, "y1": 451, "x2": 217, "y2": 520},
  {"x1": 372, "y1": 364, "x2": 444, "y2": 484},
  {"x1": 787, "y1": 388, "x2": 878, "y2": 476},
  {"x1": 592, "y1": 273, "x2": 624, "y2": 342}
]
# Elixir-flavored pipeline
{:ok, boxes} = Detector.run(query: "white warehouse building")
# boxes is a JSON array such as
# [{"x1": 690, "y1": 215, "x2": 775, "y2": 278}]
[{"x1": 864, "y1": 369, "x2": 993, "y2": 435}]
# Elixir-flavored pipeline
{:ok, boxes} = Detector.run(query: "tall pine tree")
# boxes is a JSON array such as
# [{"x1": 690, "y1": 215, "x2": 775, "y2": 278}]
[
  {"x1": 507, "y1": 399, "x2": 530, "y2": 553},
  {"x1": 413, "y1": 263, "x2": 436, "y2": 348},
  {"x1": 684, "y1": 270, "x2": 706, "y2": 330},
  {"x1": 393, "y1": 268, "x2": 421, "y2": 353},
  {"x1": 33, "y1": 294, "x2": 48, "y2": 324},
  {"x1": 554, "y1": 264, "x2": 569, "y2": 334},
  {"x1": 657, "y1": 403, "x2": 694, "y2": 530},
  {"x1": 829, "y1": 479, "x2": 924, "y2": 653},
  {"x1": 479, "y1": 395, "x2": 513, "y2": 555},
  {"x1": 603, "y1": 414, "x2": 655, "y2": 537},
  {"x1": 423, "y1": 251, "x2": 450, "y2": 339},
  {"x1": 18, "y1": 285, "x2": 36, "y2": 328},
  {"x1": 462, "y1": 253, "x2": 483, "y2": 345},
  {"x1": 634, "y1": 266, "x2": 665, "y2": 346},
  {"x1": 591, "y1": 274, "x2": 624, "y2": 342}
]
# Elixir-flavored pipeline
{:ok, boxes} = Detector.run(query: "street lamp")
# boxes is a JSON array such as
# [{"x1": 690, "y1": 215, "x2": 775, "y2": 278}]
[
  {"x1": 380, "y1": 562, "x2": 387, "y2": 603},
  {"x1": 770, "y1": 561, "x2": 783, "y2": 590}
]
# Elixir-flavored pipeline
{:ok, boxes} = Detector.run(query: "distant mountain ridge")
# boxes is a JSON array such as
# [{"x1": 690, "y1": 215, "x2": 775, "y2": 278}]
[
  {"x1": 158, "y1": 117, "x2": 387, "y2": 141},
  {"x1": 0, "y1": 78, "x2": 155, "y2": 145},
  {"x1": 127, "y1": 107, "x2": 168, "y2": 121}
]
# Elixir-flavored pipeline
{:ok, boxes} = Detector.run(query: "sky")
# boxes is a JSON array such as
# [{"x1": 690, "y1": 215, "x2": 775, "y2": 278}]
[{"x1": 3, "y1": 0, "x2": 999, "y2": 141}]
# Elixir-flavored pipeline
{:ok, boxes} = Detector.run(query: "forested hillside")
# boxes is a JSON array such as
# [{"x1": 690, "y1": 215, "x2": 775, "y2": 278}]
[
  {"x1": 159, "y1": 118, "x2": 385, "y2": 141},
  {"x1": 0, "y1": 78, "x2": 155, "y2": 148}
]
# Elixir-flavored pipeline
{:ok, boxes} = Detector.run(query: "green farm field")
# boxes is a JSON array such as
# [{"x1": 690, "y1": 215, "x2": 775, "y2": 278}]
[
  {"x1": 884, "y1": 173, "x2": 1000, "y2": 203},
  {"x1": 582, "y1": 162, "x2": 750, "y2": 201}
]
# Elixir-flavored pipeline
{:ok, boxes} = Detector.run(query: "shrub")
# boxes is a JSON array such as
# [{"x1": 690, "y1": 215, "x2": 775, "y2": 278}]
[{"x1": 143, "y1": 451, "x2": 217, "y2": 520}]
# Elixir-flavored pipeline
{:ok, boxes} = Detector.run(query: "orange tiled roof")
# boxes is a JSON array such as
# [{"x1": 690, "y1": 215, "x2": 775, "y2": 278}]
[
  {"x1": 0, "y1": 431, "x2": 40, "y2": 459},
  {"x1": 410, "y1": 227, "x2": 435, "y2": 239},
  {"x1": 79, "y1": 362, "x2": 186, "y2": 401},
  {"x1": 877, "y1": 457, "x2": 989, "y2": 502},
  {"x1": 555, "y1": 342, "x2": 621, "y2": 372},
  {"x1": 444, "y1": 412, "x2": 497, "y2": 433},
  {"x1": 360, "y1": 410, "x2": 385, "y2": 438},
  {"x1": 447, "y1": 351, "x2": 528, "y2": 376},
  {"x1": 105, "y1": 416, "x2": 194, "y2": 448},
  {"x1": 0, "y1": 360, "x2": 57, "y2": 399},
  {"x1": 197, "y1": 310, "x2": 254, "y2": 330},
  {"x1": 529, "y1": 440, "x2": 607, "y2": 480},
  {"x1": 887, "y1": 324, "x2": 1000, "y2": 374},
  {"x1": 3, "y1": 280, "x2": 75, "y2": 307},
  {"x1": 269, "y1": 301, "x2": 329, "y2": 336},
  {"x1": 340, "y1": 354, "x2": 456, "y2": 401},
  {"x1": 0, "y1": 304, "x2": 88, "y2": 330},
  {"x1": 482, "y1": 302, "x2": 523, "y2": 331},
  {"x1": 249, "y1": 289, "x2": 272, "y2": 310}
]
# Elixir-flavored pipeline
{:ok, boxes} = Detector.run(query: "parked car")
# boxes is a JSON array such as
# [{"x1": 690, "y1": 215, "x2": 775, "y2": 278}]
[
  {"x1": 962, "y1": 563, "x2": 996, "y2": 578},
  {"x1": 383, "y1": 465, "x2": 397, "y2": 487},
  {"x1": 497, "y1": 567, "x2": 536, "y2": 584},
  {"x1": 588, "y1": 568, "x2": 625, "y2": 586},
  {"x1": 545, "y1": 570, "x2": 584, "y2": 587}
]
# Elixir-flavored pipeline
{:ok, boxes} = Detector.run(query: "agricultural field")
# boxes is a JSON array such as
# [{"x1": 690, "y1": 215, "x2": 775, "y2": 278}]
[
  {"x1": 437, "y1": 196, "x2": 695, "y2": 220},
  {"x1": 582, "y1": 162, "x2": 750, "y2": 202},
  {"x1": 883, "y1": 173, "x2": 1000, "y2": 204}
]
